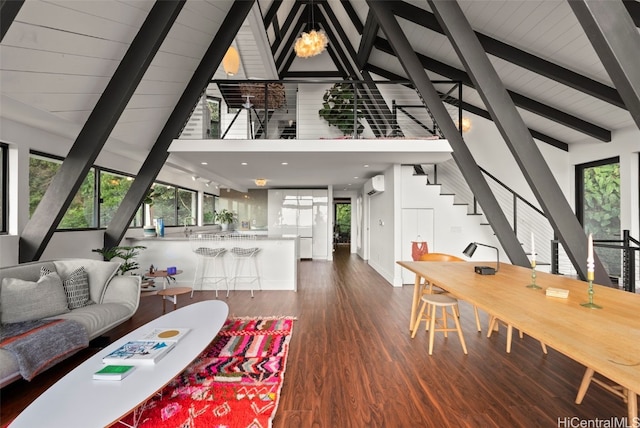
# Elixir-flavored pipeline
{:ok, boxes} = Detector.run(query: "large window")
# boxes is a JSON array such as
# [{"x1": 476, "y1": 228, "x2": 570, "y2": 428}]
[
  {"x1": 99, "y1": 170, "x2": 142, "y2": 228},
  {"x1": 203, "y1": 193, "x2": 217, "y2": 224},
  {"x1": 207, "y1": 97, "x2": 221, "y2": 139},
  {"x1": 29, "y1": 153, "x2": 95, "y2": 229},
  {"x1": 147, "y1": 184, "x2": 197, "y2": 227},
  {"x1": 576, "y1": 157, "x2": 621, "y2": 278},
  {"x1": 0, "y1": 143, "x2": 7, "y2": 233}
]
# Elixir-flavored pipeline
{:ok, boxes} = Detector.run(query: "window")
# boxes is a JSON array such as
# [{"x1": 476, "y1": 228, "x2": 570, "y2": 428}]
[
  {"x1": 207, "y1": 97, "x2": 221, "y2": 139},
  {"x1": 29, "y1": 153, "x2": 95, "y2": 229},
  {"x1": 149, "y1": 183, "x2": 176, "y2": 226},
  {"x1": 99, "y1": 170, "x2": 141, "y2": 228},
  {"x1": 576, "y1": 157, "x2": 621, "y2": 278},
  {"x1": 177, "y1": 188, "x2": 196, "y2": 226},
  {"x1": 0, "y1": 143, "x2": 7, "y2": 233},
  {"x1": 203, "y1": 193, "x2": 217, "y2": 224}
]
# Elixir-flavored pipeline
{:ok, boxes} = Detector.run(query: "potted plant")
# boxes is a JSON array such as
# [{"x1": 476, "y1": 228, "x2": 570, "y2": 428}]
[
  {"x1": 215, "y1": 209, "x2": 236, "y2": 231},
  {"x1": 92, "y1": 245, "x2": 147, "y2": 275},
  {"x1": 318, "y1": 82, "x2": 364, "y2": 136}
]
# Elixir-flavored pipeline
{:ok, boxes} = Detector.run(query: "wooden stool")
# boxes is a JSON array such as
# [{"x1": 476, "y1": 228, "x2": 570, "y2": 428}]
[
  {"x1": 157, "y1": 287, "x2": 192, "y2": 312},
  {"x1": 487, "y1": 315, "x2": 547, "y2": 354},
  {"x1": 412, "y1": 293, "x2": 467, "y2": 355}
]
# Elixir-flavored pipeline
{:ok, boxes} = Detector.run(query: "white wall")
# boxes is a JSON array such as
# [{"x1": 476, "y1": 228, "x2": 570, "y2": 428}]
[{"x1": 366, "y1": 165, "x2": 397, "y2": 284}]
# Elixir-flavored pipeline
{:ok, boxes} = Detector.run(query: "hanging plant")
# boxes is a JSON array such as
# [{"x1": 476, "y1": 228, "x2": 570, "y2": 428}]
[{"x1": 318, "y1": 82, "x2": 364, "y2": 136}]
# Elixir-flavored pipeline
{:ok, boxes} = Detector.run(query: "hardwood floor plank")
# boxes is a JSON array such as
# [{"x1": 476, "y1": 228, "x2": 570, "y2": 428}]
[{"x1": 0, "y1": 246, "x2": 629, "y2": 427}]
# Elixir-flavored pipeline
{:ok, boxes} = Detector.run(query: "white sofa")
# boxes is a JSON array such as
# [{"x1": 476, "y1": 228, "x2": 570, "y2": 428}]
[{"x1": 0, "y1": 259, "x2": 141, "y2": 387}]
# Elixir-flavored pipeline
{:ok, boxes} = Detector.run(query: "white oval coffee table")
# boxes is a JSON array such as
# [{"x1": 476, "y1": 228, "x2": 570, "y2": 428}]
[{"x1": 10, "y1": 300, "x2": 229, "y2": 428}]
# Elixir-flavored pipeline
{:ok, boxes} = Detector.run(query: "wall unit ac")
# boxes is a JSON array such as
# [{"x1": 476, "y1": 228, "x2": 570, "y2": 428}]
[{"x1": 364, "y1": 175, "x2": 385, "y2": 196}]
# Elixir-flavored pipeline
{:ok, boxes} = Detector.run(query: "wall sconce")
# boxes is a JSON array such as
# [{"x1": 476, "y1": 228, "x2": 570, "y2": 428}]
[
  {"x1": 222, "y1": 46, "x2": 240, "y2": 76},
  {"x1": 463, "y1": 242, "x2": 499, "y2": 274},
  {"x1": 254, "y1": 178, "x2": 267, "y2": 187}
]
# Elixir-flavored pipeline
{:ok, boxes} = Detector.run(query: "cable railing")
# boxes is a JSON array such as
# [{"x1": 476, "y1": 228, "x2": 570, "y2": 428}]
[{"x1": 179, "y1": 79, "x2": 463, "y2": 141}]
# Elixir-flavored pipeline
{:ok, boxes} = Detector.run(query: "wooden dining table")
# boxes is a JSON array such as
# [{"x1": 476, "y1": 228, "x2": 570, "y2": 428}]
[{"x1": 397, "y1": 260, "x2": 640, "y2": 421}]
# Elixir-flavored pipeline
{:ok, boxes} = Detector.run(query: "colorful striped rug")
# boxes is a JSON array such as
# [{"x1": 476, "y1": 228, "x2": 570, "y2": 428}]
[{"x1": 117, "y1": 316, "x2": 295, "y2": 428}]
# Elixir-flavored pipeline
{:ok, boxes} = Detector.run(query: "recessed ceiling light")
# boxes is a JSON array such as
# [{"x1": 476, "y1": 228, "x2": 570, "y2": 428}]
[
  {"x1": 364, "y1": 164, "x2": 369, "y2": 168},
  {"x1": 281, "y1": 162, "x2": 288, "y2": 165},
  {"x1": 201, "y1": 162, "x2": 208, "y2": 165},
  {"x1": 241, "y1": 162, "x2": 247, "y2": 166},
  {"x1": 353, "y1": 176, "x2": 359, "y2": 179}
]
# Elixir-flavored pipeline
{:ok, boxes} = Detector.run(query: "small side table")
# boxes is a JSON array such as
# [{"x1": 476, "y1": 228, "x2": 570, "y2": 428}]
[
  {"x1": 145, "y1": 270, "x2": 189, "y2": 312},
  {"x1": 157, "y1": 287, "x2": 192, "y2": 312}
]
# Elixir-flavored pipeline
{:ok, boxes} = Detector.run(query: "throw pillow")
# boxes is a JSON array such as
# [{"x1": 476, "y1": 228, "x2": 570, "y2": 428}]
[
  {"x1": 41, "y1": 266, "x2": 94, "y2": 310},
  {"x1": 0, "y1": 273, "x2": 70, "y2": 323}
]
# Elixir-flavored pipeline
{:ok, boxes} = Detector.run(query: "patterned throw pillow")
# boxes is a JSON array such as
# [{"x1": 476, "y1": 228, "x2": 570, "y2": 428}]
[{"x1": 41, "y1": 266, "x2": 94, "y2": 310}]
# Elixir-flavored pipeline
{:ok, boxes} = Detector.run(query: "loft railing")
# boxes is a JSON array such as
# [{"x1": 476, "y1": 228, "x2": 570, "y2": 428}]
[{"x1": 179, "y1": 79, "x2": 462, "y2": 141}]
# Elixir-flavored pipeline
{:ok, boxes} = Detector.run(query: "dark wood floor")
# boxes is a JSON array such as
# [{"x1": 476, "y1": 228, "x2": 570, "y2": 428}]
[{"x1": 1, "y1": 245, "x2": 627, "y2": 427}]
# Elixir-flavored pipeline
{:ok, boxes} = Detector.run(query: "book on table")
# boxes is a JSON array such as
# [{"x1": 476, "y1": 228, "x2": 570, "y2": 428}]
[
  {"x1": 93, "y1": 365, "x2": 136, "y2": 381},
  {"x1": 138, "y1": 328, "x2": 191, "y2": 343},
  {"x1": 102, "y1": 341, "x2": 175, "y2": 365}
]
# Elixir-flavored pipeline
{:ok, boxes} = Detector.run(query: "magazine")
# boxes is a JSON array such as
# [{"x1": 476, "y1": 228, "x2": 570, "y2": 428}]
[
  {"x1": 102, "y1": 341, "x2": 175, "y2": 365},
  {"x1": 138, "y1": 328, "x2": 191, "y2": 343},
  {"x1": 93, "y1": 365, "x2": 136, "y2": 381}
]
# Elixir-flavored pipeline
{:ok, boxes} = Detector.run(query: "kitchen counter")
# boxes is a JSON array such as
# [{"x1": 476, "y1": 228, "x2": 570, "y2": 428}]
[{"x1": 126, "y1": 234, "x2": 299, "y2": 291}]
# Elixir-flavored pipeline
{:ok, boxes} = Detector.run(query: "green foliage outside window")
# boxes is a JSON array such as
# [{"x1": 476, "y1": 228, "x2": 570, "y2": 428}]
[
  {"x1": 583, "y1": 162, "x2": 620, "y2": 276},
  {"x1": 336, "y1": 204, "x2": 351, "y2": 234}
]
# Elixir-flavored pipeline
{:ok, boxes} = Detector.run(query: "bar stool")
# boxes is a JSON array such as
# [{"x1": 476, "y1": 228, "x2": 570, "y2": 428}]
[
  {"x1": 227, "y1": 234, "x2": 261, "y2": 297},
  {"x1": 412, "y1": 293, "x2": 467, "y2": 355},
  {"x1": 190, "y1": 233, "x2": 228, "y2": 298},
  {"x1": 487, "y1": 315, "x2": 547, "y2": 354}
]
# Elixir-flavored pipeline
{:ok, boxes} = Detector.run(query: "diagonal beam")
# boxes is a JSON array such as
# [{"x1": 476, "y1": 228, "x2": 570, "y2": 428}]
[
  {"x1": 275, "y1": 7, "x2": 306, "y2": 71},
  {"x1": 426, "y1": 0, "x2": 610, "y2": 285},
  {"x1": 340, "y1": 0, "x2": 363, "y2": 34},
  {"x1": 263, "y1": 0, "x2": 282, "y2": 28},
  {"x1": 623, "y1": 0, "x2": 640, "y2": 27},
  {"x1": 374, "y1": 37, "x2": 611, "y2": 142},
  {"x1": 19, "y1": 0, "x2": 185, "y2": 262},
  {"x1": 367, "y1": 0, "x2": 529, "y2": 268},
  {"x1": 271, "y1": 1, "x2": 302, "y2": 56},
  {"x1": 569, "y1": 0, "x2": 640, "y2": 131},
  {"x1": 104, "y1": 0, "x2": 254, "y2": 249},
  {"x1": 357, "y1": 10, "x2": 379, "y2": 69},
  {"x1": 1, "y1": 0, "x2": 24, "y2": 42},
  {"x1": 364, "y1": 63, "x2": 569, "y2": 151},
  {"x1": 392, "y1": 1, "x2": 625, "y2": 109}
]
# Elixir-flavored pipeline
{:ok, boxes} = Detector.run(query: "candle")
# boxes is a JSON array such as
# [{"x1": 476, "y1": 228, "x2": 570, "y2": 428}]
[
  {"x1": 531, "y1": 232, "x2": 535, "y2": 263},
  {"x1": 587, "y1": 233, "x2": 594, "y2": 281}
]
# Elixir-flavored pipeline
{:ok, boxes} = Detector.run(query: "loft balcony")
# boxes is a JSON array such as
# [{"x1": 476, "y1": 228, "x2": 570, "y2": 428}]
[{"x1": 179, "y1": 79, "x2": 464, "y2": 141}]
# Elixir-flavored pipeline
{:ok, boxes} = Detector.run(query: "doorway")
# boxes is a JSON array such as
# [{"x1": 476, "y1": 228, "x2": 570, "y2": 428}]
[{"x1": 334, "y1": 199, "x2": 351, "y2": 246}]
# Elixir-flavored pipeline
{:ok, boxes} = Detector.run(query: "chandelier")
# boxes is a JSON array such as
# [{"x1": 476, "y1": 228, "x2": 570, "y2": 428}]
[
  {"x1": 294, "y1": 1, "x2": 327, "y2": 58},
  {"x1": 294, "y1": 29, "x2": 328, "y2": 58}
]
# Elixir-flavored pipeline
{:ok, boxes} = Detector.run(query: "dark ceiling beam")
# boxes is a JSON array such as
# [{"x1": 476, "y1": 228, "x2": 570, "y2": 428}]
[
  {"x1": 275, "y1": 7, "x2": 306, "y2": 71},
  {"x1": 357, "y1": 10, "x2": 379, "y2": 69},
  {"x1": 375, "y1": 37, "x2": 612, "y2": 142},
  {"x1": 104, "y1": 0, "x2": 254, "y2": 249},
  {"x1": 263, "y1": 0, "x2": 282, "y2": 28},
  {"x1": 623, "y1": 0, "x2": 640, "y2": 27},
  {"x1": 340, "y1": 0, "x2": 364, "y2": 34},
  {"x1": 364, "y1": 63, "x2": 569, "y2": 151},
  {"x1": 271, "y1": 0, "x2": 302, "y2": 55},
  {"x1": 0, "y1": 0, "x2": 24, "y2": 42},
  {"x1": 367, "y1": 0, "x2": 529, "y2": 268},
  {"x1": 317, "y1": 4, "x2": 386, "y2": 137},
  {"x1": 19, "y1": 0, "x2": 185, "y2": 262},
  {"x1": 427, "y1": 0, "x2": 610, "y2": 285},
  {"x1": 569, "y1": 0, "x2": 640, "y2": 131},
  {"x1": 392, "y1": 1, "x2": 625, "y2": 110}
]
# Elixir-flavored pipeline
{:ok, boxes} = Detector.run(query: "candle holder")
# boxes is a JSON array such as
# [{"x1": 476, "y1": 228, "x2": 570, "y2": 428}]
[
  {"x1": 580, "y1": 279, "x2": 602, "y2": 309},
  {"x1": 526, "y1": 261, "x2": 542, "y2": 289}
]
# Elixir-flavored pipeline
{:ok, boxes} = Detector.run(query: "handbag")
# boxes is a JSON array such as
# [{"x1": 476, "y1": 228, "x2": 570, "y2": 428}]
[{"x1": 411, "y1": 237, "x2": 429, "y2": 261}]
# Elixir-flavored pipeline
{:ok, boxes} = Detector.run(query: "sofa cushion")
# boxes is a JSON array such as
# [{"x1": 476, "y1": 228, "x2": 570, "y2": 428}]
[
  {"x1": 53, "y1": 260, "x2": 120, "y2": 303},
  {"x1": 0, "y1": 273, "x2": 70, "y2": 323},
  {"x1": 41, "y1": 266, "x2": 94, "y2": 310}
]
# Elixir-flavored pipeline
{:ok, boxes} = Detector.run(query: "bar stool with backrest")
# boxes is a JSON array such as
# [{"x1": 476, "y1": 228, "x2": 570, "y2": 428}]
[
  {"x1": 411, "y1": 253, "x2": 469, "y2": 355},
  {"x1": 413, "y1": 253, "x2": 482, "y2": 334},
  {"x1": 228, "y1": 234, "x2": 261, "y2": 297},
  {"x1": 190, "y1": 233, "x2": 228, "y2": 298}
]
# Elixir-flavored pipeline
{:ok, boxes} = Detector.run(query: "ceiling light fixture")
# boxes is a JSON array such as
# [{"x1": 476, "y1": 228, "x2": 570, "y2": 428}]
[
  {"x1": 191, "y1": 175, "x2": 198, "y2": 181},
  {"x1": 222, "y1": 46, "x2": 240, "y2": 76},
  {"x1": 459, "y1": 116, "x2": 471, "y2": 133},
  {"x1": 254, "y1": 178, "x2": 267, "y2": 187},
  {"x1": 294, "y1": 1, "x2": 328, "y2": 58}
]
